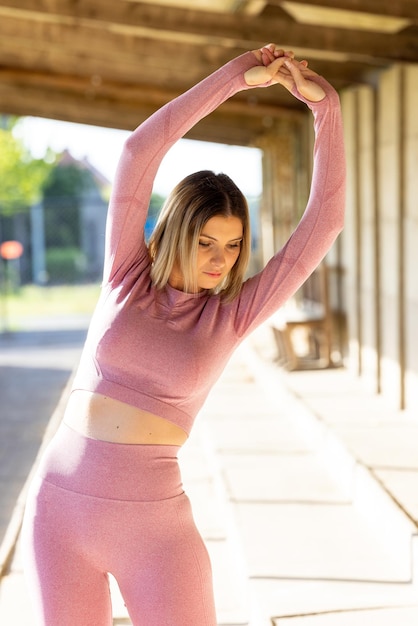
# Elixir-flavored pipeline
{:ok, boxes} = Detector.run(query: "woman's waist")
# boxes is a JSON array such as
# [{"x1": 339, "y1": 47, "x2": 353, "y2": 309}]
[
  {"x1": 63, "y1": 390, "x2": 189, "y2": 446},
  {"x1": 36, "y1": 421, "x2": 184, "y2": 501}
]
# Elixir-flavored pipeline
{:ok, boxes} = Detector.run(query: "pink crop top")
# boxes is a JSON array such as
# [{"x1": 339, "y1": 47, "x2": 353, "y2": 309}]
[{"x1": 71, "y1": 52, "x2": 346, "y2": 435}]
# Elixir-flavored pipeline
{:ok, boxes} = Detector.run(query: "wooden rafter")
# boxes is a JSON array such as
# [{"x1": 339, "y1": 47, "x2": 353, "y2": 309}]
[
  {"x1": 0, "y1": 0, "x2": 417, "y2": 140},
  {"x1": 272, "y1": 0, "x2": 418, "y2": 20},
  {"x1": 0, "y1": 1, "x2": 416, "y2": 63}
]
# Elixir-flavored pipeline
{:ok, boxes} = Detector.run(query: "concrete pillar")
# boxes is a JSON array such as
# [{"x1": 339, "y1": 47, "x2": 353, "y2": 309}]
[{"x1": 256, "y1": 117, "x2": 307, "y2": 267}]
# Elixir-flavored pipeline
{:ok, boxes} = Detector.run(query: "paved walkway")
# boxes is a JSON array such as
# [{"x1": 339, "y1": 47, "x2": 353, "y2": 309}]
[
  {"x1": 0, "y1": 315, "x2": 91, "y2": 572},
  {"x1": 1, "y1": 318, "x2": 418, "y2": 625}
]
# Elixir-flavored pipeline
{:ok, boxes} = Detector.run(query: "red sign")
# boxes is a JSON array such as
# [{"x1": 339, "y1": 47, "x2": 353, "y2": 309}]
[{"x1": 0, "y1": 240, "x2": 24, "y2": 260}]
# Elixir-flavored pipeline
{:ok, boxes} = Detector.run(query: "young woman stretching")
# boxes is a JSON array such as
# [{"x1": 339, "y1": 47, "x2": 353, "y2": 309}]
[{"x1": 22, "y1": 43, "x2": 346, "y2": 625}]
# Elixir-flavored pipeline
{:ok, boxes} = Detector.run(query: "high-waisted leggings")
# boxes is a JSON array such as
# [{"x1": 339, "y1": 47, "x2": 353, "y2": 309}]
[{"x1": 21, "y1": 423, "x2": 217, "y2": 626}]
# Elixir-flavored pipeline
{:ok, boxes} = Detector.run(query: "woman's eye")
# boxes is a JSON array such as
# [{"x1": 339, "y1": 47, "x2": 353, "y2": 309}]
[{"x1": 199, "y1": 240, "x2": 241, "y2": 250}]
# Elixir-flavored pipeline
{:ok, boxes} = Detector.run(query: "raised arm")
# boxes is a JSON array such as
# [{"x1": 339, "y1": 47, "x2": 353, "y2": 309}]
[
  {"x1": 102, "y1": 51, "x2": 264, "y2": 286},
  {"x1": 235, "y1": 63, "x2": 346, "y2": 336}
]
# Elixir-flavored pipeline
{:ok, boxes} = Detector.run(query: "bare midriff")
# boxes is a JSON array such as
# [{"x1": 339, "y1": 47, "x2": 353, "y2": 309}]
[{"x1": 63, "y1": 390, "x2": 189, "y2": 445}]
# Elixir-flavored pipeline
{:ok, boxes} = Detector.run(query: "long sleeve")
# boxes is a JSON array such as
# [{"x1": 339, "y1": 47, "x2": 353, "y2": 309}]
[
  {"x1": 102, "y1": 52, "x2": 261, "y2": 286},
  {"x1": 234, "y1": 76, "x2": 346, "y2": 338}
]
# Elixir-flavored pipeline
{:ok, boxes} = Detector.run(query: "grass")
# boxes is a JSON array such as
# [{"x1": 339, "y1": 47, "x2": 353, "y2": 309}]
[{"x1": 0, "y1": 283, "x2": 101, "y2": 319}]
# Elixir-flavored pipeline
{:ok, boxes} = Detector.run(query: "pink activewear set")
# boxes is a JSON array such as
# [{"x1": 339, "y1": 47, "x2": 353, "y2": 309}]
[{"x1": 22, "y1": 51, "x2": 345, "y2": 625}]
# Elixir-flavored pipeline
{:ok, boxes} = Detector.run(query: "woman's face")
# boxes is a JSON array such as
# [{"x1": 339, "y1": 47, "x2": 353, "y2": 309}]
[{"x1": 169, "y1": 215, "x2": 243, "y2": 292}]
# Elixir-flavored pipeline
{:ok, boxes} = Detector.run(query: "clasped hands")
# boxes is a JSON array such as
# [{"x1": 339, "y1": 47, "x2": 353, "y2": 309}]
[{"x1": 245, "y1": 43, "x2": 325, "y2": 102}]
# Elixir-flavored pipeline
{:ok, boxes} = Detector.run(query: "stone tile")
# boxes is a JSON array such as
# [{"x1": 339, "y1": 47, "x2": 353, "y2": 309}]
[
  {"x1": 207, "y1": 539, "x2": 250, "y2": 626},
  {"x1": 185, "y1": 477, "x2": 228, "y2": 540},
  {"x1": 221, "y1": 452, "x2": 349, "y2": 503},
  {"x1": 301, "y1": 395, "x2": 400, "y2": 425},
  {"x1": 250, "y1": 577, "x2": 418, "y2": 625},
  {"x1": 0, "y1": 572, "x2": 35, "y2": 625},
  {"x1": 272, "y1": 606, "x2": 418, "y2": 625},
  {"x1": 202, "y1": 387, "x2": 284, "y2": 420},
  {"x1": 282, "y1": 370, "x2": 399, "y2": 426},
  {"x1": 204, "y1": 416, "x2": 314, "y2": 454},
  {"x1": 233, "y1": 502, "x2": 411, "y2": 582},
  {"x1": 335, "y1": 426, "x2": 418, "y2": 469},
  {"x1": 375, "y1": 469, "x2": 418, "y2": 524}
]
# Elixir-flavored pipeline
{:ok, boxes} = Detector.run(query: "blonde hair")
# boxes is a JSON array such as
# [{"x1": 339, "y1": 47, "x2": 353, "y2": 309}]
[{"x1": 148, "y1": 170, "x2": 251, "y2": 302}]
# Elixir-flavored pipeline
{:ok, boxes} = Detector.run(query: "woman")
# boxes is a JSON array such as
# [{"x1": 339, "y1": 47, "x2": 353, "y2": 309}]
[{"x1": 22, "y1": 44, "x2": 345, "y2": 625}]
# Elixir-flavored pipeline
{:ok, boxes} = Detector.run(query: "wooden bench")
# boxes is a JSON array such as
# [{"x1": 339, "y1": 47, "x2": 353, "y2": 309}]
[{"x1": 270, "y1": 263, "x2": 345, "y2": 370}]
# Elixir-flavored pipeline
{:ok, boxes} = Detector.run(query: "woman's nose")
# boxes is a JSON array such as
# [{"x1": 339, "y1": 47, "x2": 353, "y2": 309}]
[{"x1": 210, "y1": 248, "x2": 225, "y2": 268}]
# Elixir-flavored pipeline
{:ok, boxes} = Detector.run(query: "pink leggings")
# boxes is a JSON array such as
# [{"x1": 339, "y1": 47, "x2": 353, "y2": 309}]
[{"x1": 21, "y1": 424, "x2": 217, "y2": 626}]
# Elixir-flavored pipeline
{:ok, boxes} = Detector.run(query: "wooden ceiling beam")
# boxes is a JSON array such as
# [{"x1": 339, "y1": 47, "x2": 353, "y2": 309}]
[
  {"x1": 273, "y1": 0, "x2": 418, "y2": 20},
  {"x1": 0, "y1": 61, "x2": 304, "y2": 143},
  {"x1": 0, "y1": 1, "x2": 417, "y2": 64},
  {"x1": 0, "y1": 18, "x2": 378, "y2": 92},
  {"x1": 235, "y1": 0, "x2": 270, "y2": 15},
  {"x1": 0, "y1": 66, "x2": 302, "y2": 119},
  {"x1": 0, "y1": 30, "x2": 375, "y2": 84},
  {"x1": 0, "y1": 1, "x2": 416, "y2": 139},
  {"x1": 0, "y1": 79, "x2": 298, "y2": 145}
]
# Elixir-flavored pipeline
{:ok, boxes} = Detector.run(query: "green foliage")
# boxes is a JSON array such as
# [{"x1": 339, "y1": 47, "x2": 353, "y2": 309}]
[
  {"x1": 0, "y1": 126, "x2": 53, "y2": 215},
  {"x1": 43, "y1": 162, "x2": 95, "y2": 199},
  {"x1": 45, "y1": 247, "x2": 86, "y2": 284},
  {"x1": 42, "y1": 163, "x2": 96, "y2": 249},
  {"x1": 148, "y1": 192, "x2": 165, "y2": 219},
  {"x1": 5, "y1": 283, "x2": 101, "y2": 321},
  {"x1": 0, "y1": 115, "x2": 20, "y2": 131}
]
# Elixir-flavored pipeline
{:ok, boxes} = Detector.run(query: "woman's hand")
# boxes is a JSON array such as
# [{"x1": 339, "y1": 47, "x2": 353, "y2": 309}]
[
  {"x1": 245, "y1": 44, "x2": 293, "y2": 86},
  {"x1": 245, "y1": 44, "x2": 325, "y2": 103}
]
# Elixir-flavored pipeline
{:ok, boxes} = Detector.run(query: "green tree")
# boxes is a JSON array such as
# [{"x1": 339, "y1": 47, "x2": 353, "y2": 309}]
[
  {"x1": 0, "y1": 121, "x2": 53, "y2": 216},
  {"x1": 144, "y1": 192, "x2": 165, "y2": 241},
  {"x1": 41, "y1": 162, "x2": 99, "y2": 283},
  {"x1": 42, "y1": 162, "x2": 95, "y2": 249},
  {"x1": 148, "y1": 192, "x2": 165, "y2": 220}
]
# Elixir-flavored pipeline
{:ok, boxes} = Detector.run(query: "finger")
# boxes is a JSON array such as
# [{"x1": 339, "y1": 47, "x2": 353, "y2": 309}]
[
  {"x1": 264, "y1": 44, "x2": 285, "y2": 58},
  {"x1": 284, "y1": 58, "x2": 305, "y2": 84},
  {"x1": 268, "y1": 56, "x2": 289, "y2": 75},
  {"x1": 285, "y1": 58, "x2": 325, "y2": 101},
  {"x1": 261, "y1": 47, "x2": 275, "y2": 65},
  {"x1": 279, "y1": 57, "x2": 305, "y2": 77}
]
